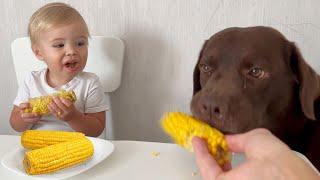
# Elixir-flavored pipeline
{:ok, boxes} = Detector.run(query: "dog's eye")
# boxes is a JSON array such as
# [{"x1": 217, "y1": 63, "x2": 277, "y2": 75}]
[
  {"x1": 199, "y1": 64, "x2": 213, "y2": 73},
  {"x1": 248, "y1": 67, "x2": 265, "y2": 78}
]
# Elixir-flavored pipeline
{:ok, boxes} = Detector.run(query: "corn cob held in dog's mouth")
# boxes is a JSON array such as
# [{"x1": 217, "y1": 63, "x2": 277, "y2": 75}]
[{"x1": 161, "y1": 112, "x2": 231, "y2": 166}]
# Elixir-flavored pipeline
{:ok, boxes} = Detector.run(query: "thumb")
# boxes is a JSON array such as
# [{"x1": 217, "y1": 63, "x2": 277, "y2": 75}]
[
  {"x1": 225, "y1": 133, "x2": 248, "y2": 153},
  {"x1": 225, "y1": 128, "x2": 277, "y2": 155},
  {"x1": 192, "y1": 136, "x2": 223, "y2": 180}
]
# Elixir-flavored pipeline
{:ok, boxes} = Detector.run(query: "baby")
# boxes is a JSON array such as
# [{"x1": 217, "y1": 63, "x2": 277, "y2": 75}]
[{"x1": 10, "y1": 2, "x2": 108, "y2": 137}]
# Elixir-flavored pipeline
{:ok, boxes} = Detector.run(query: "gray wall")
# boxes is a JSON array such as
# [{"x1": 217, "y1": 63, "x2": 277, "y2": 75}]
[{"x1": 1, "y1": 0, "x2": 320, "y2": 142}]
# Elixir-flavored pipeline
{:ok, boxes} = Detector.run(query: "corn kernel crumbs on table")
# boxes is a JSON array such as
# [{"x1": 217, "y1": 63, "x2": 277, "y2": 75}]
[{"x1": 151, "y1": 151, "x2": 160, "y2": 157}]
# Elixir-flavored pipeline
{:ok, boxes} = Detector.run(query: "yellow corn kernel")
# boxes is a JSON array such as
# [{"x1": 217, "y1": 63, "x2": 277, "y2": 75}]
[
  {"x1": 151, "y1": 151, "x2": 160, "y2": 157},
  {"x1": 21, "y1": 130, "x2": 85, "y2": 150},
  {"x1": 23, "y1": 137, "x2": 94, "y2": 175},
  {"x1": 161, "y1": 112, "x2": 231, "y2": 166},
  {"x1": 24, "y1": 90, "x2": 77, "y2": 115}
]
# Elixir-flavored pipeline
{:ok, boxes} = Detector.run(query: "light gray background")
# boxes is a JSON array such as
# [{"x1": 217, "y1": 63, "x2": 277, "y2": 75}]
[{"x1": 1, "y1": 0, "x2": 320, "y2": 142}]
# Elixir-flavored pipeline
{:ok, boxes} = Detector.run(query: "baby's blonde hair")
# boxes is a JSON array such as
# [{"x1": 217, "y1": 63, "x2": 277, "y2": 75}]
[{"x1": 28, "y1": 2, "x2": 89, "y2": 45}]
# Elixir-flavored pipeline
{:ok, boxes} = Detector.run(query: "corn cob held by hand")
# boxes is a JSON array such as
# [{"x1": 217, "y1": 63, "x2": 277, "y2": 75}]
[
  {"x1": 161, "y1": 112, "x2": 231, "y2": 166},
  {"x1": 21, "y1": 130, "x2": 85, "y2": 150},
  {"x1": 24, "y1": 90, "x2": 77, "y2": 115},
  {"x1": 23, "y1": 137, "x2": 94, "y2": 175}
]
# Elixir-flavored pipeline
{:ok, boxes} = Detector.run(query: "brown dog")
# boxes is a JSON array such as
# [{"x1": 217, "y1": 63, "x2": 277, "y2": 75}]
[{"x1": 191, "y1": 26, "x2": 320, "y2": 170}]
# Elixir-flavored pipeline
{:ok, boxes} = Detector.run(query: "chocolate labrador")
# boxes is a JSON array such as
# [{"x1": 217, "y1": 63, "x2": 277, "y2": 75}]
[{"x1": 191, "y1": 26, "x2": 320, "y2": 170}]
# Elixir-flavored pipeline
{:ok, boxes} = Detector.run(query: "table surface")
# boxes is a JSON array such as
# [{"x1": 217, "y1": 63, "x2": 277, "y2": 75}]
[
  {"x1": 0, "y1": 135, "x2": 206, "y2": 180},
  {"x1": 1, "y1": 135, "x2": 318, "y2": 179}
]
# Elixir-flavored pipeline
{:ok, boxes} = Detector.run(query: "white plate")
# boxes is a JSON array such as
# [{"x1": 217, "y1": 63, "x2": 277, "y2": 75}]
[{"x1": 1, "y1": 137, "x2": 114, "y2": 180}]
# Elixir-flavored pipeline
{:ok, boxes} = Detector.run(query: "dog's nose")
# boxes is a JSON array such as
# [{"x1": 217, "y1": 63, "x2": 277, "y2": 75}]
[{"x1": 201, "y1": 101, "x2": 223, "y2": 120}]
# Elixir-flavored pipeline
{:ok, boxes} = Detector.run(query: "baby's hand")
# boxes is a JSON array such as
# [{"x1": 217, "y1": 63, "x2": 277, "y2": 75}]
[
  {"x1": 18, "y1": 103, "x2": 41, "y2": 124},
  {"x1": 48, "y1": 96, "x2": 76, "y2": 121}
]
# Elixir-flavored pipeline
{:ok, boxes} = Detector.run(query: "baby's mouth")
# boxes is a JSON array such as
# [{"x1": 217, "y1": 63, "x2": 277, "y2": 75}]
[{"x1": 65, "y1": 62, "x2": 77, "y2": 68}]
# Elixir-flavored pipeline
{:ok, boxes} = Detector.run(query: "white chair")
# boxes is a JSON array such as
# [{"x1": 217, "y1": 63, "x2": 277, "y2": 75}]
[{"x1": 11, "y1": 36, "x2": 125, "y2": 139}]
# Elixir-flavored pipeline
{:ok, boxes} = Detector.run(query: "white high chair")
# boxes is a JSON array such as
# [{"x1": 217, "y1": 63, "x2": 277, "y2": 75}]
[{"x1": 11, "y1": 36, "x2": 125, "y2": 139}]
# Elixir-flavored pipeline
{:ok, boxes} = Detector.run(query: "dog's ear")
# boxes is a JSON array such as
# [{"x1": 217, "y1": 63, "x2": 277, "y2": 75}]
[
  {"x1": 290, "y1": 43, "x2": 320, "y2": 120},
  {"x1": 193, "y1": 40, "x2": 208, "y2": 95}
]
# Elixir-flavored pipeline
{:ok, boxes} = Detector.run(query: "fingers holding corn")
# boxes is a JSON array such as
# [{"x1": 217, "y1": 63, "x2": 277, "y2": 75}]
[
  {"x1": 161, "y1": 112, "x2": 231, "y2": 166},
  {"x1": 24, "y1": 90, "x2": 76, "y2": 118},
  {"x1": 18, "y1": 103, "x2": 41, "y2": 124},
  {"x1": 48, "y1": 96, "x2": 76, "y2": 120}
]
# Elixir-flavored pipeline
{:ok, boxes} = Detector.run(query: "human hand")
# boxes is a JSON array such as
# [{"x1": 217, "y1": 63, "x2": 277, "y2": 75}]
[
  {"x1": 192, "y1": 128, "x2": 319, "y2": 180},
  {"x1": 48, "y1": 96, "x2": 77, "y2": 121},
  {"x1": 18, "y1": 103, "x2": 41, "y2": 124}
]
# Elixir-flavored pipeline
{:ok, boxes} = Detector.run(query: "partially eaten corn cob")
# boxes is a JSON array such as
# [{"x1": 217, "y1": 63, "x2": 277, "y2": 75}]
[
  {"x1": 24, "y1": 90, "x2": 77, "y2": 115},
  {"x1": 21, "y1": 130, "x2": 85, "y2": 150},
  {"x1": 161, "y1": 112, "x2": 231, "y2": 165},
  {"x1": 23, "y1": 137, "x2": 94, "y2": 175}
]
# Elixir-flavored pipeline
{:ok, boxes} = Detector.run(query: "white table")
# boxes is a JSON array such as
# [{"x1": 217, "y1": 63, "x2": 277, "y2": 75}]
[
  {"x1": 0, "y1": 135, "x2": 204, "y2": 180},
  {"x1": 3, "y1": 135, "x2": 316, "y2": 179}
]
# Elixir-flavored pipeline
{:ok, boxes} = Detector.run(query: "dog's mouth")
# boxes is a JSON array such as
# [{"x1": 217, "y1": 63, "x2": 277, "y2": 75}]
[
  {"x1": 191, "y1": 101, "x2": 250, "y2": 135},
  {"x1": 202, "y1": 116, "x2": 245, "y2": 135},
  {"x1": 220, "y1": 130, "x2": 237, "y2": 135},
  {"x1": 214, "y1": 118, "x2": 250, "y2": 133}
]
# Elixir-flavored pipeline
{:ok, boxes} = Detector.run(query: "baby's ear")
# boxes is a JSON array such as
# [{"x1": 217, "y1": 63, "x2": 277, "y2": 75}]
[{"x1": 31, "y1": 44, "x2": 44, "y2": 61}]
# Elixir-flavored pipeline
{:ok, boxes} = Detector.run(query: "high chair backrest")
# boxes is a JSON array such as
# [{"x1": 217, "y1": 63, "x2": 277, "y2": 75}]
[
  {"x1": 11, "y1": 36, "x2": 124, "y2": 93},
  {"x1": 11, "y1": 36, "x2": 125, "y2": 139}
]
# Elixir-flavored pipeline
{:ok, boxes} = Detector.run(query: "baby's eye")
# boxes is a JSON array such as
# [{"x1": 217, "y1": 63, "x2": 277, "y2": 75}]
[
  {"x1": 52, "y1": 43, "x2": 64, "y2": 48},
  {"x1": 76, "y1": 40, "x2": 87, "y2": 47}
]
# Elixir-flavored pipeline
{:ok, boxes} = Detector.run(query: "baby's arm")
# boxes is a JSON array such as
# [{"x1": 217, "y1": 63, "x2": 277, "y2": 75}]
[
  {"x1": 65, "y1": 111, "x2": 105, "y2": 137},
  {"x1": 10, "y1": 103, "x2": 41, "y2": 132}
]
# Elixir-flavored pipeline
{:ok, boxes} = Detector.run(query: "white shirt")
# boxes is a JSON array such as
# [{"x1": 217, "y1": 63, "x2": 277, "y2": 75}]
[{"x1": 13, "y1": 68, "x2": 108, "y2": 131}]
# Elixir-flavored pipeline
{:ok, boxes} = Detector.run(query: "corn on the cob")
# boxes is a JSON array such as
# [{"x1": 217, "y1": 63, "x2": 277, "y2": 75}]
[
  {"x1": 161, "y1": 112, "x2": 231, "y2": 165},
  {"x1": 24, "y1": 90, "x2": 77, "y2": 115},
  {"x1": 23, "y1": 137, "x2": 94, "y2": 175},
  {"x1": 21, "y1": 130, "x2": 85, "y2": 150}
]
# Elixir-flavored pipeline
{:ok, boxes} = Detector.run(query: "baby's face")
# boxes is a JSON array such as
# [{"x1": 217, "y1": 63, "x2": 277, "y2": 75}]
[{"x1": 32, "y1": 22, "x2": 89, "y2": 81}]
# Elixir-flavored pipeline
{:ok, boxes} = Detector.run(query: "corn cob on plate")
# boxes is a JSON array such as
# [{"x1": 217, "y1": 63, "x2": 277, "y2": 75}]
[
  {"x1": 24, "y1": 137, "x2": 94, "y2": 175},
  {"x1": 21, "y1": 130, "x2": 85, "y2": 149},
  {"x1": 161, "y1": 112, "x2": 231, "y2": 166},
  {"x1": 1, "y1": 135, "x2": 114, "y2": 179},
  {"x1": 24, "y1": 90, "x2": 77, "y2": 115}
]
